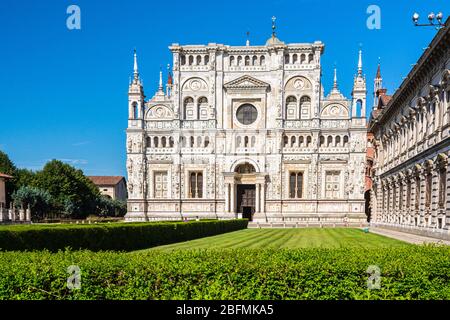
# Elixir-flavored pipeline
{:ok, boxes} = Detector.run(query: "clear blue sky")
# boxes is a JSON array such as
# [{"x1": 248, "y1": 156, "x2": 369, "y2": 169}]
[{"x1": 0, "y1": 0, "x2": 447, "y2": 177}]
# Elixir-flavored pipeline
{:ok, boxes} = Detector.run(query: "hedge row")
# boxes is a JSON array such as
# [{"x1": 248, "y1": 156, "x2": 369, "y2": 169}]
[
  {"x1": 0, "y1": 219, "x2": 248, "y2": 251},
  {"x1": 0, "y1": 246, "x2": 449, "y2": 299}
]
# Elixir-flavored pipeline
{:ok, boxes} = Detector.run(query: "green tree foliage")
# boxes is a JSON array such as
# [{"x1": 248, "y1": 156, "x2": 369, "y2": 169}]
[
  {"x1": 14, "y1": 168, "x2": 36, "y2": 189},
  {"x1": 11, "y1": 186, "x2": 53, "y2": 220},
  {"x1": 33, "y1": 160, "x2": 100, "y2": 219},
  {"x1": 96, "y1": 196, "x2": 127, "y2": 217}
]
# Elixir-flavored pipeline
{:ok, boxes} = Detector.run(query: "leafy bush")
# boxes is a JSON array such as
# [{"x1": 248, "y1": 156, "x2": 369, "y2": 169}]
[
  {"x1": 0, "y1": 219, "x2": 248, "y2": 252},
  {"x1": 0, "y1": 245, "x2": 449, "y2": 300},
  {"x1": 11, "y1": 186, "x2": 53, "y2": 220},
  {"x1": 96, "y1": 196, "x2": 127, "y2": 217}
]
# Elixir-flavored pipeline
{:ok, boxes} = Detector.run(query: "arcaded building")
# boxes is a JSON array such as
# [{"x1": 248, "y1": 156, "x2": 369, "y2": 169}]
[
  {"x1": 369, "y1": 18, "x2": 450, "y2": 239},
  {"x1": 125, "y1": 29, "x2": 367, "y2": 224}
]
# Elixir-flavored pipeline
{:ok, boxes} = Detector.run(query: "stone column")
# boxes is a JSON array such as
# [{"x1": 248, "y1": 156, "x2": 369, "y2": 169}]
[
  {"x1": 26, "y1": 208, "x2": 31, "y2": 222},
  {"x1": 256, "y1": 183, "x2": 260, "y2": 213},
  {"x1": 19, "y1": 208, "x2": 25, "y2": 221},
  {"x1": 224, "y1": 183, "x2": 229, "y2": 213},
  {"x1": 261, "y1": 182, "x2": 266, "y2": 213},
  {"x1": 230, "y1": 183, "x2": 235, "y2": 215}
]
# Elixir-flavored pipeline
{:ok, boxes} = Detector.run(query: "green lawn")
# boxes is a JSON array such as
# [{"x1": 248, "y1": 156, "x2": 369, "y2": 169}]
[{"x1": 147, "y1": 228, "x2": 408, "y2": 251}]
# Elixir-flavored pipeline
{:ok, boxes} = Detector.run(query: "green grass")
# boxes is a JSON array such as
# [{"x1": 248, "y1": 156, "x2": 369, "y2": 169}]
[{"x1": 145, "y1": 228, "x2": 408, "y2": 251}]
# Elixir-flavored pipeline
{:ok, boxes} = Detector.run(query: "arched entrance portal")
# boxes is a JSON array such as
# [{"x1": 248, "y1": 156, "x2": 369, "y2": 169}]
[{"x1": 235, "y1": 163, "x2": 256, "y2": 221}]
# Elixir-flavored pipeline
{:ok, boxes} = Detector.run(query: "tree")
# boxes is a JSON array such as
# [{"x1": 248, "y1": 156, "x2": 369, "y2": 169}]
[
  {"x1": 0, "y1": 150, "x2": 17, "y2": 205},
  {"x1": 96, "y1": 196, "x2": 127, "y2": 217},
  {"x1": 33, "y1": 160, "x2": 100, "y2": 219},
  {"x1": 12, "y1": 186, "x2": 53, "y2": 220},
  {"x1": 14, "y1": 168, "x2": 36, "y2": 189}
]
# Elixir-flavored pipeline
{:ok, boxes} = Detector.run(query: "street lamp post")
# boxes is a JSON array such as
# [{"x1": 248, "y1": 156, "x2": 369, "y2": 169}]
[{"x1": 412, "y1": 12, "x2": 445, "y2": 29}]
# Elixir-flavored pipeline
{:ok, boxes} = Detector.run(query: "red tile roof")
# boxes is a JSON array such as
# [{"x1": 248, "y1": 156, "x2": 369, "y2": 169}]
[
  {"x1": 88, "y1": 176, "x2": 125, "y2": 186},
  {"x1": 380, "y1": 95, "x2": 392, "y2": 106},
  {"x1": 0, "y1": 173, "x2": 13, "y2": 179}
]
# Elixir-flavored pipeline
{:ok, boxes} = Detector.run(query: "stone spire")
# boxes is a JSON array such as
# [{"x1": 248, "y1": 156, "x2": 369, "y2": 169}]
[
  {"x1": 133, "y1": 49, "x2": 140, "y2": 83},
  {"x1": 373, "y1": 60, "x2": 383, "y2": 108},
  {"x1": 333, "y1": 68, "x2": 338, "y2": 90},
  {"x1": 327, "y1": 67, "x2": 344, "y2": 99},
  {"x1": 158, "y1": 68, "x2": 163, "y2": 92},
  {"x1": 357, "y1": 49, "x2": 363, "y2": 76}
]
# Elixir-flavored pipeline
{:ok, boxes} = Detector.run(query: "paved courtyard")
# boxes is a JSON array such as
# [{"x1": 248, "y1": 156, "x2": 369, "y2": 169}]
[{"x1": 369, "y1": 227, "x2": 450, "y2": 245}]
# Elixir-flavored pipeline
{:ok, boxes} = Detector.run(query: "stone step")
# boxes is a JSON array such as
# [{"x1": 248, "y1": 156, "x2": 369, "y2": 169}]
[{"x1": 248, "y1": 222, "x2": 367, "y2": 228}]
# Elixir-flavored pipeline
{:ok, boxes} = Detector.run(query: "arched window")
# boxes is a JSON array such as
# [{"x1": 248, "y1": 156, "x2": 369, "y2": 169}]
[
  {"x1": 260, "y1": 56, "x2": 265, "y2": 65},
  {"x1": 190, "y1": 136, "x2": 194, "y2": 148},
  {"x1": 335, "y1": 136, "x2": 341, "y2": 147},
  {"x1": 169, "y1": 137, "x2": 174, "y2": 148},
  {"x1": 204, "y1": 136, "x2": 210, "y2": 148},
  {"x1": 244, "y1": 136, "x2": 249, "y2": 147},
  {"x1": 356, "y1": 100, "x2": 363, "y2": 117},
  {"x1": 343, "y1": 135, "x2": 349, "y2": 146},
  {"x1": 300, "y1": 96, "x2": 311, "y2": 119},
  {"x1": 245, "y1": 56, "x2": 250, "y2": 66},
  {"x1": 196, "y1": 55, "x2": 202, "y2": 65},
  {"x1": 291, "y1": 136, "x2": 296, "y2": 147},
  {"x1": 286, "y1": 96, "x2": 297, "y2": 120},
  {"x1": 252, "y1": 55, "x2": 258, "y2": 66},
  {"x1": 198, "y1": 97, "x2": 208, "y2": 120},
  {"x1": 327, "y1": 136, "x2": 333, "y2": 147},
  {"x1": 184, "y1": 97, "x2": 195, "y2": 119},
  {"x1": 284, "y1": 54, "x2": 290, "y2": 64},
  {"x1": 235, "y1": 163, "x2": 256, "y2": 174},
  {"x1": 299, "y1": 136, "x2": 304, "y2": 147},
  {"x1": 153, "y1": 137, "x2": 159, "y2": 148},
  {"x1": 283, "y1": 135, "x2": 289, "y2": 147},
  {"x1": 204, "y1": 55, "x2": 209, "y2": 65},
  {"x1": 146, "y1": 136, "x2": 151, "y2": 148},
  {"x1": 180, "y1": 55, "x2": 186, "y2": 65},
  {"x1": 230, "y1": 56, "x2": 235, "y2": 66},
  {"x1": 188, "y1": 55, "x2": 194, "y2": 66},
  {"x1": 292, "y1": 54, "x2": 298, "y2": 64},
  {"x1": 300, "y1": 54, "x2": 306, "y2": 64},
  {"x1": 132, "y1": 103, "x2": 138, "y2": 119},
  {"x1": 306, "y1": 136, "x2": 312, "y2": 147},
  {"x1": 237, "y1": 56, "x2": 242, "y2": 66},
  {"x1": 320, "y1": 136, "x2": 325, "y2": 146},
  {"x1": 161, "y1": 137, "x2": 167, "y2": 148},
  {"x1": 308, "y1": 53, "x2": 314, "y2": 63},
  {"x1": 286, "y1": 96, "x2": 297, "y2": 104}
]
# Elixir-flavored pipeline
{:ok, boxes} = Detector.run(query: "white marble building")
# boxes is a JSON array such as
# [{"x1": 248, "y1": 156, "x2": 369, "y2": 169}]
[{"x1": 125, "y1": 30, "x2": 367, "y2": 224}]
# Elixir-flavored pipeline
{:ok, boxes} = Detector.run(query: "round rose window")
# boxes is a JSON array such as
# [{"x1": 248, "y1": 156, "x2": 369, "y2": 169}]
[{"x1": 236, "y1": 104, "x2": 258, "y2": 125}]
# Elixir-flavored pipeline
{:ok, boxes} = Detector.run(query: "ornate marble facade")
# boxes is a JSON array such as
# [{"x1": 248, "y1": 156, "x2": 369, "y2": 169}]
[
  {"x1": 125, "y1": 32, "x2": 367, "y2": 224},
  {"x1": 369, "y1": 19, "x2": 450, "y2": 239}
]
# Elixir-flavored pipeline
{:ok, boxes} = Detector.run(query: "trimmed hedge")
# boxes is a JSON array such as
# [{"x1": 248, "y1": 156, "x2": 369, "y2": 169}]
[
  {"x1": 0, "y1": 246, "x2": 449, "y2": 299},
  {"x1": 0, "y1": 220, "x2": 248, "y2": 252}
]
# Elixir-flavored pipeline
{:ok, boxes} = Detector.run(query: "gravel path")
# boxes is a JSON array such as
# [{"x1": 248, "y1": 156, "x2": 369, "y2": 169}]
[{"x1": 369, "y1": 227, "x2": 450, "y2": 245}]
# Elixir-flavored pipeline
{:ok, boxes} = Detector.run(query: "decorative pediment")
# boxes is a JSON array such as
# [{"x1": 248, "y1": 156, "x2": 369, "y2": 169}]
[
  {"x1": 224, "y1": 75, "x2": 270, "y2": 91},
  {"x1": 146, "y1": 104, "x2": 174, "y2": 120}
]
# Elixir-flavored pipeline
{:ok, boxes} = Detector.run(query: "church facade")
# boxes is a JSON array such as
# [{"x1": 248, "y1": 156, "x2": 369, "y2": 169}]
[{"x1": 125, "y1": 32, "x2": 367, "y2": 224}]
